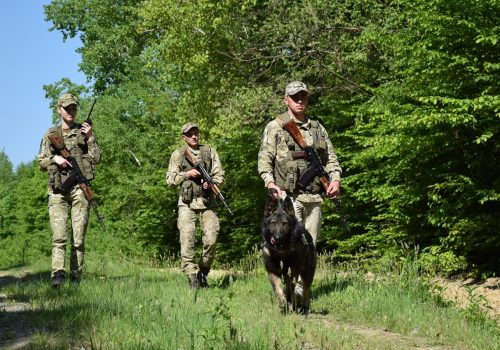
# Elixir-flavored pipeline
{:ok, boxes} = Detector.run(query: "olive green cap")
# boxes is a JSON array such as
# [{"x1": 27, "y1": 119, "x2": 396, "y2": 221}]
[
  {"x1": 285, "y1": 81, "x2": 308, "y2": 96},
  {"x1": 181, "y1": 122, "x2": 198, "y2": 134},
  {"x1": 58, "y1": 93, "x2": 79, "y2": 107}
]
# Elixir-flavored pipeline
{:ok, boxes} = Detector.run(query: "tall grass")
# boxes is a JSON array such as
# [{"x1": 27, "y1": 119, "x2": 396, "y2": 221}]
[{"x1": 1, "y1": 252, "x2": 499, "y2": 349}]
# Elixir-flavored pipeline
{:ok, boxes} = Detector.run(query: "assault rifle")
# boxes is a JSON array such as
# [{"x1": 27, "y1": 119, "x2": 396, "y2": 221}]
[
  {"x1": 184, "y1": 148, "x2": 233, "y2": 216},
  {"x1": 47, "y1": 98, "x2": 105, "y2": 228},
  {"x1": 281, "y1": 119, "x2": 351, "y2": 233}
]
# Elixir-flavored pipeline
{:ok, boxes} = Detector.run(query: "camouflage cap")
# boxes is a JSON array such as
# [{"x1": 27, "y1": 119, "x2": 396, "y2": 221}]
[
  {"x1": 58, "y1": 93, "x2": 79, "y2": 107},
  {"x1": 181, "y1": 122, "x2": 198, "y2": 134},
  {"x1": 285, "y1": 81, "x2": 308, "y2": 96}
]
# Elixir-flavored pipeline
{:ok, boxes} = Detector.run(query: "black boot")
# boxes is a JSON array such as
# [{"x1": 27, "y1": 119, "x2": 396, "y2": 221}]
[
  {"x1": 51, "y1": 272, "x2": 65, "y2": 289},
  {"x1": 70, "y1": 274, "x2": 81, "y2": 285},
  {"x1": 197, "y1": 270, "x2": 209, "y2": 288}
]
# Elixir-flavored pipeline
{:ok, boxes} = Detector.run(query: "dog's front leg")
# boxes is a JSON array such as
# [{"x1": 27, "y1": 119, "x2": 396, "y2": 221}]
[{"x1": 268, "y1": 272, "x2": 287, "y2": 310}]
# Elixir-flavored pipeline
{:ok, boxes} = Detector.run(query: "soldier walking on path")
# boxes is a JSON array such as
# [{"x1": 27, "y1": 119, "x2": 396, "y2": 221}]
[
  {"x1": 258, "y1": 81, "x2": 342, "y2": 246},
  {"x1": 38, "y1": 93, "x2": 101, "y2": 288},
  {"x1": 166, "y1": 122, "x2": 225, "y2": 289}
]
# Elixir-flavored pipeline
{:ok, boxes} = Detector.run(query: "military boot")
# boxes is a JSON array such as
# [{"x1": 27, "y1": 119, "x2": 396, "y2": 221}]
[
  {"x1": 70, "y1": 274, "x2": 81, "y2": 285},
  {"x1": 51, "y1": 271, "x2": 65, "y2": 289},
  {"x1": 196, "y1": 270, "x2": 208, "y2": 288},
  {"x1": 187, "y1": 273, "x2": 199, "y2": 289}
]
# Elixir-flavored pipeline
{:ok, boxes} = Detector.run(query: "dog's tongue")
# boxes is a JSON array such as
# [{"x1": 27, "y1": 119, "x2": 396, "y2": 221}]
[{"x1": 271, "y1": 236, "x2": 277, "y2": 245}]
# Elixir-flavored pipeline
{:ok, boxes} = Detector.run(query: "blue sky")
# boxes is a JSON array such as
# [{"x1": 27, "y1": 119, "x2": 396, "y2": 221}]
[{"x1": 0, "y1": 1, "x2": 87, "y2": 170}]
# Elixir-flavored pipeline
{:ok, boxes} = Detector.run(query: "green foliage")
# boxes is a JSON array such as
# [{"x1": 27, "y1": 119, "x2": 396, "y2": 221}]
[
  {"x1": 341, "y1": 0, "x2": 500, "y2": 271},
  {"x1": 1, "y1": 0, "x2": 498, "y2": 273},
  {"x1": 0, "y1": 161, "x2": 50, "y2": 267},
  {"x1": 419, "y1": 246, "x2": 468, "y2": 276}
]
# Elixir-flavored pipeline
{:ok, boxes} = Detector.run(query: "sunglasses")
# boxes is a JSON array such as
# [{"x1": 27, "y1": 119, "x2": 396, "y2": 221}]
[{"x1": 62, "y1": 105, "x2": 78, "y2": 112}]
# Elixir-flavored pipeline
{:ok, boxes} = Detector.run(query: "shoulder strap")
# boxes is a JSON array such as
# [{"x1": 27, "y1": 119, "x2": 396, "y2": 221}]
[
  {"x1": 309, "y1": 119, "x2": 319, "y2": 128},
  {"x1": 199, "y1": 144, "x2": 211, "y2": 160},
  {"x1": 275, "y1": 112, "x2": 291, "y2": 127},
  {"x1": 276, "y1": 116, "x2": 308, "y2": 150},
  {"x1": 48, "y1": 125, "x2": 62, "y2": 138}
]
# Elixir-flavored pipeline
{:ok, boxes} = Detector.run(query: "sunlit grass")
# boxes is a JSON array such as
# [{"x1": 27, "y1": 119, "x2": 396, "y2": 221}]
[{"x1": 1, "y1": 252, "x2": 499, "y2": 349}]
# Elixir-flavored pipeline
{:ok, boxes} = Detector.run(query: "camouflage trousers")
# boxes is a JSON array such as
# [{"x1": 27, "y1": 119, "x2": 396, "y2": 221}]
[
  {"x1": 290, "y1": 198, "x2": 322, "y2": 246},
  {"x1": 177, "y1": 205, "x2": 220, "y2": 275},
  {"x1": 48, "y1": 186, "x2": 89, "y2": 278}
]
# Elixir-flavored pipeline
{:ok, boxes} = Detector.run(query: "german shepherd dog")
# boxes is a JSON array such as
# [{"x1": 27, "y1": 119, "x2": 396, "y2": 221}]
[{"x1": 261, "y1": 189, "x2": 317, "y2": 314}]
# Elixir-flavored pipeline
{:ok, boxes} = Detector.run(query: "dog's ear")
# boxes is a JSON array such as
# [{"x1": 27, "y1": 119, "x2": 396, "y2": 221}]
[
  {"x1": 283, "y1": 196, "x2": 296, "y2": 217},
  {"x1": 264, "y1": 189, "x2": 279, "y2": 216}
]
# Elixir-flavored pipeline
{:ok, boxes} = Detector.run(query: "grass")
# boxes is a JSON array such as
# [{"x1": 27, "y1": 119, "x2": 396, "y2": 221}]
[{"x1": 1, "y1": 252, "x2": 499, "y2": 349}]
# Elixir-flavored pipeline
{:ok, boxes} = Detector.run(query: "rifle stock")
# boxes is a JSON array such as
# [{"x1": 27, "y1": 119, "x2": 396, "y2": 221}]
[
  {"x1": 282, "y1": 120, "x2": 308, "y2": 149},
  {"x1": 184, "y1": 148, "x2": 233, "y2": 215}
]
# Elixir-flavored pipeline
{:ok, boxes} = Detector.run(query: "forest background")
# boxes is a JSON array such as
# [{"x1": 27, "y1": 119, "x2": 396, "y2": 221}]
[{"x1": 0, "y1": 0, "x2": 498, "y2": 276}]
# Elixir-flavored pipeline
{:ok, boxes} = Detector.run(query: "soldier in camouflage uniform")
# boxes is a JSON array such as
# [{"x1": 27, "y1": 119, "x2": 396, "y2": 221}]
[
  {"x1": 258, "y1": 81, "x2": 342, "y2": 246},
  {"x1": 166, "y1": 122, "x2": 225, "y2": 288},
  {"x1": 38, "y1": 93, "x2": 101, "y2": 288}
]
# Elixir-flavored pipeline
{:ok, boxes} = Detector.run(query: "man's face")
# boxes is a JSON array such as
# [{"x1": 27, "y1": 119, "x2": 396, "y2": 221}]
[
  {"x1": 285, "y1": 91, "x2": 308, "y2": 115},
  {"x1": 59, "y1": 104, "x2": 78, "y2": 123},
  {"x1": 183, "y1": 128, "x2": 199, "y2": 148}
]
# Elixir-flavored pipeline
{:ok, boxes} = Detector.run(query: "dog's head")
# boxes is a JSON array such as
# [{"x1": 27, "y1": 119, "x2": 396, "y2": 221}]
[{"x1": 262, "y1": 189, "x2": 297, "y2": 247}]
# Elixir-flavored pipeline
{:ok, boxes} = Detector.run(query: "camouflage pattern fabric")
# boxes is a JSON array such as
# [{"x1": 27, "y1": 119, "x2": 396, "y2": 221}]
[
  {"x1": 258, "y1": 114, "x2": 341, "y2": 199},
  {"x1": 38, "y1": 124, "x2": 101, "y2": 280},
  {"x1": 166, "y1": 144, "x2": 225, "y2": 275},
  {"x1": 48, "y1": 187, "x2": 89, "y2": 278},
  {"x1": 58, "y1": 93, "x2": 79, "y2": 107},
  {"x1": 38, "y1": 126, "x2": 100, "y2": 186},
  {"x1": 291, "y1": 197, "x2": 321, "y2": 245},
  {"x1": 177, "y1": 205, "x2": 220, "y2": 275},
  {"x1": 166, "y1": 145, "x2": 224, "y2": 209},
  {"x1": 258, "y1": 113, "x2": 342, "y2": 243}
]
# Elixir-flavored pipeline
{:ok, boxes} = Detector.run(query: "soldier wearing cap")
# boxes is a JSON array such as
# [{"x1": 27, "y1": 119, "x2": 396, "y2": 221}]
[
  {"x1": 38, "y1": 93, "x2": 101, "y2": 288},
  {"x1": 166, "y1": 122, "x2": 225, "y2": 288},
  {"x1": 258, "y1": 81, "x2": 342, "y2": 245}
]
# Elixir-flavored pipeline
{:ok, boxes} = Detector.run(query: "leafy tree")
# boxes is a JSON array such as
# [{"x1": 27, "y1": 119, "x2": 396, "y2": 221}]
[
  {"x1": 343, "y1": 0, "x2": 500, "y2": 271},
  {"x1": 0, "y1": 151, "x2": 14, "y2": 240},
  {"x1": 29, "y1": 0, "x2": 499, "y2": 275}
]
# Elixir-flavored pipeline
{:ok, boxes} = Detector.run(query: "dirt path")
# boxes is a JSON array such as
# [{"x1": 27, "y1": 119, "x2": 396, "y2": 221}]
[
  {"x1": 310, "y1": 314, "x2": 458, "y2": 350},
  {"x1": 0, "y1": 270, "x2": 36, "y2": 350}
]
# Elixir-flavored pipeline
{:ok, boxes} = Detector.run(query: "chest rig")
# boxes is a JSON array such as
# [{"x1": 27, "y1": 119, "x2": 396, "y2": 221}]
[
  {"x1": 179, "y1": 145, "x2": 213, "y2": 203},
  {"x1": 273, "y1": 113, "x2": 329, "y2": 194},
  {"x1": 46, "y1": 125, "x2": 95, "y2": 192}
]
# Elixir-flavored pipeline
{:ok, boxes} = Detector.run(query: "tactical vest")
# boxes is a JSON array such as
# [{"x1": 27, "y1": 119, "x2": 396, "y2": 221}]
[
  {"x1": 273, "y1": 113, "x2": 329, "y2": 195},
  {"x1": 178, "y1": 145, "x2": 213, "y2": 204},
  {"x1": 46, "y1": 125, "x2": 95, "y2": 191}
]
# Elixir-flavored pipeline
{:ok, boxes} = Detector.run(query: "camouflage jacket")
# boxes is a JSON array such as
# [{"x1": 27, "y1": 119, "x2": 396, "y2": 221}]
[
  {"x1": 166, "y1": 145, "x2": 225, "y2": 209},
  {"x1": 258, "y1": 113, "x2": 342, "y2": 202},
  {"x1": 38, "y1": 124, "x2": 101, "y2": 193}
]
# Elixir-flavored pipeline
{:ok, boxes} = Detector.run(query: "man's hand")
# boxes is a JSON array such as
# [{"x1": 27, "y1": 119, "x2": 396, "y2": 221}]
[
  {"x1": 54, "y1": 155, "x2": 72, "y2": 168},
  {"x1": 267, "y1": 183, "x2": 282, "y2": 198},
  {"x1": 81, "y1": 122, "x2": 93, "y2": 138},
  {"x1": 326, "y1": 180, "x2": 340, "y2": 199},
  {"x1": 185, "y1": 169, "x2": 202, "y2": 179}
]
